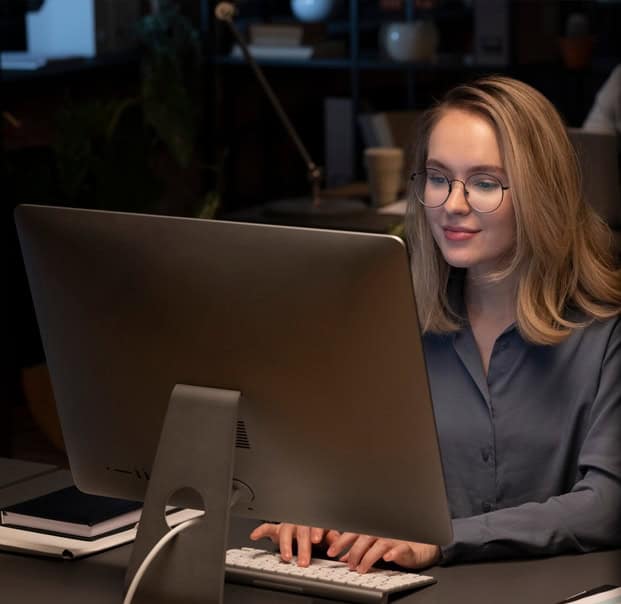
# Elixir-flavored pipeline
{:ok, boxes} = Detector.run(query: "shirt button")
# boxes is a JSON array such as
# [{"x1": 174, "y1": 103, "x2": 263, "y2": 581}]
[{"x1": 482, "y1": 502, "x2": 493, "y2": 513}]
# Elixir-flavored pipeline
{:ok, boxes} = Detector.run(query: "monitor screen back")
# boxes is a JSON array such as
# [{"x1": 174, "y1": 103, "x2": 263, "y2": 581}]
[{"x1": 15, "y1": 205, "x2": 452, "y2": 545}]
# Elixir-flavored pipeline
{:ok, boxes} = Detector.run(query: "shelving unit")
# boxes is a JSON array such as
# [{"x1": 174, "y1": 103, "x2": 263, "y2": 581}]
[
  {"x1": 201, "y1": 0, "x2": 457, "y2": 204},
  {"x1": 200, "y1": 0, "x2": 620, "y2": 209}
]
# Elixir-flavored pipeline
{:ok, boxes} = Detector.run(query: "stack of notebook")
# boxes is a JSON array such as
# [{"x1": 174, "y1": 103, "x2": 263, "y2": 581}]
[{"x1": 0, "y1": 486, "x2": 202, "y2": 559}]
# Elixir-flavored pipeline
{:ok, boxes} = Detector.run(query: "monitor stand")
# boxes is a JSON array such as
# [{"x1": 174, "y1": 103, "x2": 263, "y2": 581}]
[{"x1": 125, "y1": 384, "x2": 244, "y2": 604}]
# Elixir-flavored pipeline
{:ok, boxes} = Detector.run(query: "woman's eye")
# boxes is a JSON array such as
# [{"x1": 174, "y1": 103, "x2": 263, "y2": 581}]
[
  {"x1": 427, "y1": 175, "x2": 446, "y2": 186},
  {"x1": 471, "y1": 177, "x2": 500, "y2": 191}
]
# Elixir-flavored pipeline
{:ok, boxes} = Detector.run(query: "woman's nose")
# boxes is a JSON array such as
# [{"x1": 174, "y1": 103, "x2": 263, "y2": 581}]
[{"x1": 443, "y1": 180, "x2": 471, "y2": 214}]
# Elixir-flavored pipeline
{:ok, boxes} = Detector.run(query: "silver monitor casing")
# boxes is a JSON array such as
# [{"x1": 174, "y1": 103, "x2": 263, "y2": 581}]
[{"x1": 15, "y1": 205, "x2": 452, "y2": 548}]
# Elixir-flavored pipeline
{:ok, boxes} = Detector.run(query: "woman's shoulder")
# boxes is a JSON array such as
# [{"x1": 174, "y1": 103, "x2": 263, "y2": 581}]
[
  {"x1": 559, "y1": 311, "x2": 621, "y2": 357},
  {"x1": 564, "y1": 306, "x2": 621, "y2": 332}
]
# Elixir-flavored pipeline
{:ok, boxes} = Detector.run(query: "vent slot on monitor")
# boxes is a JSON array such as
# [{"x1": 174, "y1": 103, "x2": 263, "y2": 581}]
[{"x1": 235, "y1": 419, "x2": 251, "y2": 449}]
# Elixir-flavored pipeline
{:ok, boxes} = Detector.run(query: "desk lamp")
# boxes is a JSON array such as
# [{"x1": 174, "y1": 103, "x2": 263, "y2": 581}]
[{"x1": 215, "y1": 2, "x2": 366, "y2": 216}]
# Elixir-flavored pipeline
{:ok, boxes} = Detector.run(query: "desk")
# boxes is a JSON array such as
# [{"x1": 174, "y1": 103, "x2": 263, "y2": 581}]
[
  {"x1": 223, "y1": 205, "x2": 404, "y2": 235},
  {"x1": 222, "y1": 183, "x2": 405, "y2": 235},
  {"x1": 1, "y1": 461, "x2": 620, "y2": 604},
  {"x1": 0, "y1": 458, "x2": 58, "y2": 490}
]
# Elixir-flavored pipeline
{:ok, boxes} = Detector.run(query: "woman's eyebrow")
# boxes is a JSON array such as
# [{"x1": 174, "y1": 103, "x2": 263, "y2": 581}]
[{"x1": 425, "y1": 158, "x2": 506, "y2": 175}]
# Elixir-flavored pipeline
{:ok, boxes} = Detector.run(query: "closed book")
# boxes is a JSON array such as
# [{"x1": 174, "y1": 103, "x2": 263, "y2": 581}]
[
  {"x1": 230, "y1": 44, "x2": 314, "y2": 60},
  {"x1": 1, "y1": 486, "x2": 142, "y2": 540}
]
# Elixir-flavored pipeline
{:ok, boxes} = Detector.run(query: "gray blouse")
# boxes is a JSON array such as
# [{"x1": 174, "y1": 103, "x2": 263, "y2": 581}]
[{"x1": 423, "y1": 309, "x2": 621, "y2": 564}]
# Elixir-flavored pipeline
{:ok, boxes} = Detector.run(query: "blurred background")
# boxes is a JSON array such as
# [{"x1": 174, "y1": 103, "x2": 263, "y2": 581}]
[{"x1": 2, "y1": 0, "x2": 620, "y2": 465}]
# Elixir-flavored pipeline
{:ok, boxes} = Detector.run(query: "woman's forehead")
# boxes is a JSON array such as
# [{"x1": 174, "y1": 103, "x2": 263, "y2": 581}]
[{"x1": 427, "y1": 109, "x2": 504, "y2": 170}]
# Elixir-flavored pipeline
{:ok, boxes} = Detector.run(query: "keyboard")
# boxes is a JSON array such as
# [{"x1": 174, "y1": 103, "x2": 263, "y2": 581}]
[{"x1": 225, "y1": 546, "x2": 436, "y2": 603}]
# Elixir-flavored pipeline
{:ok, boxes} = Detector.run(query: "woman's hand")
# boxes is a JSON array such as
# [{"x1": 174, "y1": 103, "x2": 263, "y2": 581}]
[
  {"x1": 250, "y1": 523, "x2": 341, "y2": 567},
  {"x1": 327, "y1": 533, "x2": 441, "y2": 573},
  {"x1": 250, "y1": 524, "x2": 440, "y2": 573}
]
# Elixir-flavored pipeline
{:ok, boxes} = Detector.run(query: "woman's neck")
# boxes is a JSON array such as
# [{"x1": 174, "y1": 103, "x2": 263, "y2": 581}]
[
  {"x1": 465, "y1": 270, "x2": 518, "y2": 329},
  {"x1": 464, "y1": 270, "x2": 518, "y2": 376}
]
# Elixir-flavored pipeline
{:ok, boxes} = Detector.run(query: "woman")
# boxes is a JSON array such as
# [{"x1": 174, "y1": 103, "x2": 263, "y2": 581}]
[{"x1": 251, "y1": 76, "x2": 621, "y2": 572}]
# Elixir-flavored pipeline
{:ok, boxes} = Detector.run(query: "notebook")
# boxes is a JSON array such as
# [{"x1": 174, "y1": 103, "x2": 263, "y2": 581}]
[
  {"x1": 1, "y1": 486, "x2": 142, "y2": 539},
  {"x1": 0, "y1": 507, "x2": 203, "y2": 559}
]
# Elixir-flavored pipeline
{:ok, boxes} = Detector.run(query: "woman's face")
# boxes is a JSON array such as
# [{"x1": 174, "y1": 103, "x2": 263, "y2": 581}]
[{"x1": 423, "y1": 109, "x2": 516, "y2": 278}]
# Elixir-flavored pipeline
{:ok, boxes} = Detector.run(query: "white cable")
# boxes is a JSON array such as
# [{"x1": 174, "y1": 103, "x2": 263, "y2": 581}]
[{"x1": 123, "y1": 512, "x2": 205, "y2": 604}]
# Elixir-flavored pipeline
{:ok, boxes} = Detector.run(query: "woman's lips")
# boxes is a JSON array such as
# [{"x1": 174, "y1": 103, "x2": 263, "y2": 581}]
[{"x1": 443, "y1": 227, "x2": 480, "y2": 241}]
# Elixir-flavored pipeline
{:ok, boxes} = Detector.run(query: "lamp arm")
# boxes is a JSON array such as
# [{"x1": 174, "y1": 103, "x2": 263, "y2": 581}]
[{"x1": 215, "y1": 2, "x2": 322, "y2": 205}]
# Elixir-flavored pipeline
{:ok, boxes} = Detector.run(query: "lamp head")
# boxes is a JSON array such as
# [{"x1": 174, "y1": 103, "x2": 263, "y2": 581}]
[{"x1": 215, "y1": 2, "x2": 236, "y2": 21}]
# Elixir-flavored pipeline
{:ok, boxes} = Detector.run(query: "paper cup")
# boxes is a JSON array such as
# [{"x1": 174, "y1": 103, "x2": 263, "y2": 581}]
[{"x1": 364, "y1": 147, "x2": 404, "y2": 207}]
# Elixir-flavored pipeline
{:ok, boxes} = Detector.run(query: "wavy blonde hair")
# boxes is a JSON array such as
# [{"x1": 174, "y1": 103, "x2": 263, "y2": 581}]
[{"x1": 405, "y1": 75, "x2": 621, "y2": 345}]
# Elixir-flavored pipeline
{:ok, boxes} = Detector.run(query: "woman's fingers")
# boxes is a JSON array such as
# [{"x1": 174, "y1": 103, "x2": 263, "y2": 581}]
[
  {"x1": 383, "y1": 541, "x2": 441, "y2": 569},
  {"x1": 277, "y1": 523, "x2": 297, "y2": 561},
  {"x1": 325, "y1": 535, "x2": 441, "y2": 573},
  {"x1": 326, "y1": 532, "x2": 362, "y2": 558},
  {"x1": 342, "y1": 534, "x2": 378, "y2": 570},
  {"x1": 310, "y1": 526, "x2": 325, "y2": 544},
  {"x1": 324, "y1": 529, "x2": 342, "y2": 549},
  {"x1": 356, "y1": 539, "x2": 396, "y2": 573},
  {"x1": 250, "y1": 523, "x2": 331, "y2": 566},
  {"x1": 249, "y1": 522, "x2": 279, "y2": 542},
  {"x1": 294, "y1": 525, "x2": 312, "y2": 566},
  {"x1": 383, "y1": 541, "x2": 414, "y2": 565}
]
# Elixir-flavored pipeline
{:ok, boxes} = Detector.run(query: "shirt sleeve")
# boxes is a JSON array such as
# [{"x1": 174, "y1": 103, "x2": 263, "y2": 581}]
[
  {"x1": 583, "y1": 65, "x2": 621, "y2": 134},
  {"x1": 440, "y1": 319, "x2": 621, "y2": 565}
]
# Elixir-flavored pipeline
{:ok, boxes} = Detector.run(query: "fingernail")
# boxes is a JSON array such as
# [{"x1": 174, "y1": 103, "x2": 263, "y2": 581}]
[{"x1": 327, "y1": 547, "x2": 335, "y2": 556}]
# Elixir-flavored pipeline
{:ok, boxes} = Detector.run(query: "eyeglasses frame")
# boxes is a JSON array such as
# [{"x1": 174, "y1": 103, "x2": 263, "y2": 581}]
[{"x1": 410, "y1": 169, "x2": 511, "y2": 214}]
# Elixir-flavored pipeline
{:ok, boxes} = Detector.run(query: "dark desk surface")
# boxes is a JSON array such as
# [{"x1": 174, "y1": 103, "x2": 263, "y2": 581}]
[
  {"x1": 223, "y1": 206, "x2": 403, "y2": 235},
  {"x1": 1, "y1": 461, "x2": 620, "y2": 604},
  {"x1": 222, "y1": 184, "x2": 405, "y2": 235}
]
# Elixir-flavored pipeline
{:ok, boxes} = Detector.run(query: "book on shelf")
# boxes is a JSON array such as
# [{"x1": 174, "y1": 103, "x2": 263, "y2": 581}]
[
  {"x1": 1, "y1": 486, "x2": 143, "y2": 540},
  {"x1": 248, "y1": 24, "x2": 303, "y2": 47},
  {"x1": 230, "y1": 39, "x2": 346, "y2": 61},
  {"x1": 231, "y1": 44, "x2": 314, "y2": 60}
]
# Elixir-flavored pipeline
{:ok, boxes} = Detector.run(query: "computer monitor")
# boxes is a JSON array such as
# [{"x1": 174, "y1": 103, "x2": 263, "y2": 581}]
[{"x1": 15, "y1": 204, "x2": 452, "y2": 602}]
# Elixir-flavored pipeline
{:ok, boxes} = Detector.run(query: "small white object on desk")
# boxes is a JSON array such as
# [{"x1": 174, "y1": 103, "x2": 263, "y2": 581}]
[{"x1": 560, "y1": 586, "x2": 621, "y2": 603}]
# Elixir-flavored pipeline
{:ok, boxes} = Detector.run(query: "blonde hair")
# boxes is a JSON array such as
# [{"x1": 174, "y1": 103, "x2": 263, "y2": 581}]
[{"x1": 406, "y1": 75, "x2": 621, "y2": 345}]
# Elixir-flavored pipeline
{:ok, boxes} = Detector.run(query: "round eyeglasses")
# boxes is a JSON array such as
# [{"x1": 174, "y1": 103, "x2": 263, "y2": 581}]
[{"x1": 410, "y1": 168, "x2": 510, "y2": 214}]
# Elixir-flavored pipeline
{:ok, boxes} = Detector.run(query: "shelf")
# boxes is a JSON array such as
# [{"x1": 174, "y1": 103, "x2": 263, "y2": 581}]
[
  {"x1": 2, "y1": 50, "x2": 140, "y2": 82},
  {"x1": 213, "y1": 54, "x2": 474, "y2": 71}
]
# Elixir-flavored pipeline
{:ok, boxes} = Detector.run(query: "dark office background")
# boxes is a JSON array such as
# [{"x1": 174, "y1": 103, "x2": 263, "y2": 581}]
[{"x1": 2, "y1": 0, "x2": 620, "y2": 462}]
